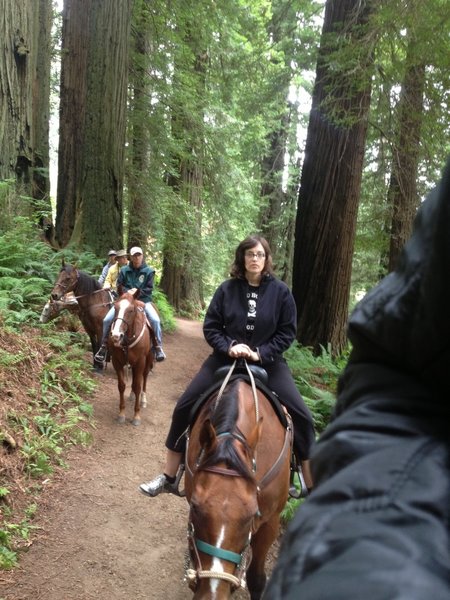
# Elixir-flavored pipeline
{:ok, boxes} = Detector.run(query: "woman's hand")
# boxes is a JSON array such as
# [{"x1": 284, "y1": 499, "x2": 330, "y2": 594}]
[{"x1": 229, "y1": 343, "x2": 259, "y2": 362}]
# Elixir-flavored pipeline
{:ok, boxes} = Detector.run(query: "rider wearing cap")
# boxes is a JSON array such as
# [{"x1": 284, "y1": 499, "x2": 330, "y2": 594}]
[
  {"x1": 104, "y1": 249, "x2": 129, "y2": 292},
  {"x1": 98, "y1": 249, "x2": 117, "y2": 286},
  {"x1": 96, "y1": 247, "x2": 166, "y2": 362}
]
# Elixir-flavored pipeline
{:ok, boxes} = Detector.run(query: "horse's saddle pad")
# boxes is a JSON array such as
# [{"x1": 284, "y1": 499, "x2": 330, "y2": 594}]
[{"x1": 189, "y1": 373, "x2": 288, "y2": 429}]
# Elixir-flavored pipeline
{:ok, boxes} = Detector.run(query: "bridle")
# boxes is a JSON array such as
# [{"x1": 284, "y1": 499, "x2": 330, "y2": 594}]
[
  {"x1": 184, "y1": 360, "x2": 293, "y2": 593},
  {"x1": 51, "y1": 268, "x2": 113, "y2": 307},
  {"x1": 111, "y1": 304, "x2": 147, "y2": 350},
  {"x1": 185, "y1": 430, "x2": 257, "y2": 592}
]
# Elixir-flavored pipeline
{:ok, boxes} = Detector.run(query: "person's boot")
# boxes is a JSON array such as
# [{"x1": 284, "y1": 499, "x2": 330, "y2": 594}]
[
  {"x1": 154, "y1": 346, "x2": 166, "y2": 362},
  {"x1": 94, "y1": 341, "x2": 108, "y2": 362}
]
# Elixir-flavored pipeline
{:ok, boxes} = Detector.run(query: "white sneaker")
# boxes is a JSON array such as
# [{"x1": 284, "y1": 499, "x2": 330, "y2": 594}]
[{"x1": 139, "y1": 474, "x2": 175, "y2": 497}]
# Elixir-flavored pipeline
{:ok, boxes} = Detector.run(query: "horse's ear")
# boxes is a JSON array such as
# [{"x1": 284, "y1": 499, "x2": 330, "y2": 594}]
[
  {"x1": 199, "y1": 418, "x2": 218, "y2": 452},
  {"x1": 128, "y1": 287, "x2": 140, "y2": 299},
  {"x1": 247, "y1": 417, "x2": 263, "y2": 451},
  {"x1": 61, "y1": 258, "x2": 65, "y2": 267}
]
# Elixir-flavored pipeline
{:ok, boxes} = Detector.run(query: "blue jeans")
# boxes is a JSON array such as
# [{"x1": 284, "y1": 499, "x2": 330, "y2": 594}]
[
  {"x1": 144, "y1": 302, "x2": 163, "y2": 346},
  {"x1": 102, "y1": 306, "x2": 115, "y2": 342}
]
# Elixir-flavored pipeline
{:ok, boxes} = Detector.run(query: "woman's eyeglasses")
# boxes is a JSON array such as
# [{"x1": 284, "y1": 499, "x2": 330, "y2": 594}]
[{"x1": 245, "y1": 251, "x2": 265, "y2": 260}]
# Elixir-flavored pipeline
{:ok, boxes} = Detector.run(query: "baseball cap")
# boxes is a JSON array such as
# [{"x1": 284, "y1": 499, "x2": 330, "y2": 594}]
[
  {"x1": 115, "y1": 249, "x2": 128, "y2": 258},
  {"x1": 129, "y1": 246, "x2": 143, "y2": 256},
  {"x1": 108, "y1": 249, "x2": 117, "y2": 256}
]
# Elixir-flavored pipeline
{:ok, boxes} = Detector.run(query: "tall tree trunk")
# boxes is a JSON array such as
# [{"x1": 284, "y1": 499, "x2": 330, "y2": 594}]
[
  {"x1": 55, "y1": 0, "x2": 132, "y2": 254},
  {"x1": 32, "y1": 0, "x2": 53, "y2": 241},
  {"x1": 127, "y1": 0, "x2": 151, "y2": 250},
  {"x1": 160, "y1": 45, "x2": 206, "y2": 312},
  {"x1": 259, "y1": 113, "x2": 290, "y2": 273},
  {"x1": 387, "y1": 49, "x2": 425, "y2": 271},
  {"x1": 0, "y1": 0, "x2": 53, "y2": 237},
  {"x1": 258, "y1": 0, "x2": 304, "y2": 279},
  {"x1": 292, "y1": 0, "x2": 374, "y2": 356}
]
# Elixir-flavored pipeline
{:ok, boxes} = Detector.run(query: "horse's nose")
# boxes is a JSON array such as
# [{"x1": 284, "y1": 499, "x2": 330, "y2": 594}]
[
  {"x1": 111, "y1": 332, "x2": 123, "y2": 345},
  {"x1": 50, "y1": 292, "x2": 58, "y2": 300}
]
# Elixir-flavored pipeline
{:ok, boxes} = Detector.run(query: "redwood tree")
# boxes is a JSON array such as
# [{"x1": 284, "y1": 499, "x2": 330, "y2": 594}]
[
  {"x1": 0, "y1": 0, "x2": 53, "y2": 237},
  {"x1": 387, "y1": 32, "x2": 425, "y2": 272},
  {"x1": 292, "y1": 0, "x2": 375, "y2": 355},
  {"x1": 55, "y1": 0, "x2": 132, "y2": 254}
]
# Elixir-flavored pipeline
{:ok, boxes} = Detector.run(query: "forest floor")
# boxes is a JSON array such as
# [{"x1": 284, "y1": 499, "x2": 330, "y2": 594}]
[{"x1": 0, "y1": 318, "x2": 281, "y2": 600}]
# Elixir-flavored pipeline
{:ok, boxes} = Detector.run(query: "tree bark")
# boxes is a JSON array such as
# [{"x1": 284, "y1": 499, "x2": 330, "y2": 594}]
[
  {"x1": 387, "y1": 50, "x2": 425, "y2": 271},
  {"x1": 293, "y1": 0, "x2": 374, "y2": 356},
  {"x1": 160, "y1": 43, "x2": 207, "y2": 312},
  {"x1": 0, "y1": 0, "x2": 53, "y2": 237},
  {"x1": 127, "y1": 0, "x2": 152, "y2": 250},
  {"x1": 55, "y1": 0, "x2": 132, "y2": 254}
]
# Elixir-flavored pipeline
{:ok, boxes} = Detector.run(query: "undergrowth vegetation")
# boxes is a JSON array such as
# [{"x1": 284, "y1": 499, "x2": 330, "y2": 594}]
[
  {"x1": 281, "y1": 343, "x2": 345, "y2": 521},
  {"x1": 0, "y1": 322, "x2": 97, "y2": 569},
  {"x1": 0, "y1": 217, "x2": 176, "y2": 569}
]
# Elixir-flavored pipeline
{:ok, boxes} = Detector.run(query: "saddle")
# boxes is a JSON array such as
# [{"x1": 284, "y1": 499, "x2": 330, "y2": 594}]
[{"x1": 189, "y1": 365, "x2": 288, "y2": 430}]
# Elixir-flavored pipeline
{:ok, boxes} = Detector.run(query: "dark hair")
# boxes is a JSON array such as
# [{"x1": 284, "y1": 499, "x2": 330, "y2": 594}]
[{"x1": 230, "y1": 235, "x2": 274, "y2": 279}]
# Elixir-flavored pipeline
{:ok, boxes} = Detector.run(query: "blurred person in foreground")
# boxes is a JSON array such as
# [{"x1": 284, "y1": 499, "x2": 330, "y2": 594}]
[{"x1": 264, "y1": 160, "x2": 450, "y2": 599}]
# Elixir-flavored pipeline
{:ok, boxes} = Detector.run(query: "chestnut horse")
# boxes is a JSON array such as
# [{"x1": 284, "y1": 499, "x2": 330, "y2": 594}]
[
  {"x1": 184, "y1": 363, "x2": 292, "y2": 599},
  {"x1": 50, "y1": 261, "x2": 112, "y2": 370},
  {"x1": 109, "y1": 290, "x2": 154, "y2": 426}
]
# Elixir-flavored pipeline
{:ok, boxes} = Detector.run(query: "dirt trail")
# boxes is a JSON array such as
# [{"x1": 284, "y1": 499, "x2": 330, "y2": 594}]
[{"x1": 0, "y1": 318, "x2": 224, "y2": 600}]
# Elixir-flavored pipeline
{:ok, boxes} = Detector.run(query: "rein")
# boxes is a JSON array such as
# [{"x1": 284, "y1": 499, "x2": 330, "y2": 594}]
[
  {"x1": 112, "y1": 306, "x2": 147, "y2": 351},
  {"x1": 53, "y1": 268, "x2": 113, "y2": 307}
]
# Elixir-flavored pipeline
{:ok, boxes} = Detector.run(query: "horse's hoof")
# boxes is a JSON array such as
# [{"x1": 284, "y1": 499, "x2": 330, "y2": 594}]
[
  {"x1": 117, "y1": 416, "x2": 126, "y2": 424},
  {"x1": 132, "y1": 419, "x2": 141, "y2": 427}
]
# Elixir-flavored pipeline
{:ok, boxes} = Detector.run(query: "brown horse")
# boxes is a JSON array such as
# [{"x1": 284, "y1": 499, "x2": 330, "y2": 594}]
[
  {"x1": 50, "y1": 261, "x2": 112, "y2": 370},
  {"x1": 184, "y1": 366, "x2": 292, "y2": 600},
  {"x1": 108, "y1": 290, "x2": 154, "y2": 426}
]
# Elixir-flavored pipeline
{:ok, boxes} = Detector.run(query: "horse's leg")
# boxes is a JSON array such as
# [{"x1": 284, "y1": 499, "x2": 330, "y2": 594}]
[
  {"x1": 116, "y1": 366, "x2": 127, "y2": 424},
  {"x1": 130, "y1": 362, "x2": 143, "y2": 427},
  {"x1": 140, "y1": 354, "x2": 152, "y2": 409},
  {"x1": 246, "y1": 517, "x2": 280, "y2": 600}
]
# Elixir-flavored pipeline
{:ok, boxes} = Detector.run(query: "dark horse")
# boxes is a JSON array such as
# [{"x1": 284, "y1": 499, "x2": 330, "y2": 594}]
[
  {"x1": 109, "y1": 290, "x2": 154, "y2": 425},
  {"x1": 184, "y1": 366, "x2": 292, "y2": 599},
  {"x1": 50, "y1": 261, "x2": 112, "y2": 370}
]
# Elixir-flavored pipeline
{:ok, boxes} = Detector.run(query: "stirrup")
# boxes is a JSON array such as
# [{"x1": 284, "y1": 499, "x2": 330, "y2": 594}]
[
  {"x1": 289, "y1": 462, "x2": 308, "y2": 499},
  {"x1": 94, "y1": 345, "x2": 107, "y2": 363},
  {"x1": 172, "y1": 462, "x2": 186, "y2": 497}
]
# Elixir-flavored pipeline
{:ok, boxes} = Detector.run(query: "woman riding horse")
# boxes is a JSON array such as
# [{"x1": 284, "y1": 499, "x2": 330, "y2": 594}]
[{"x1": 139, "y1": 234, "x2": 315, "y2": 498}]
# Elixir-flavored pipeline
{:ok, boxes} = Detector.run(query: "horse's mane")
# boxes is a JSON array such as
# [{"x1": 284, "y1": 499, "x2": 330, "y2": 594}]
[
  {"x1": 199, "y1": 379, "x2": 255, "y2": 481},
  {"x1": 77, "y1": 270, "x2": 102, "y2": 294}
]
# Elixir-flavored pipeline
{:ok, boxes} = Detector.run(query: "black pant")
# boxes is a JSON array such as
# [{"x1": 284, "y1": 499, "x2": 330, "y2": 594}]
[{"x1": 165, "y1": 353, "x2": 315, "y2": 459}]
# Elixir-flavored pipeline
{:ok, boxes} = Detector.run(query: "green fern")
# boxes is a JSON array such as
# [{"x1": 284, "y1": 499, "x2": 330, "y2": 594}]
[{"x1": 285, "y1": 342, "x2": 346, "y2": 434}]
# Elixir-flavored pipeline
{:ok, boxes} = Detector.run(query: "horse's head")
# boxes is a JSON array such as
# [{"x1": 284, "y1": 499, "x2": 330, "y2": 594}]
[
  {"x1": 50, "y1": 261, "x2": 79, "y2": 300},
  {"x1": 110, "y1": 291, "x2": 141, "y2": 347},
  {"x1": 40, "y1": 295, "x2": 80, "y2": 324},
  {"x1": 186, "y1": 382, "x2": 263, "y2": 596}
]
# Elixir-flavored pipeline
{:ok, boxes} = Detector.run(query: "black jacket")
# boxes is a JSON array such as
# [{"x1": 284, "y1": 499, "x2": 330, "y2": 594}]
[
  {"x1": 264, "y1": 161, "x2": 450, "y2": 599},
  {"x1": 203, "y1": 275, "x2": 297, "y2": 365}
]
